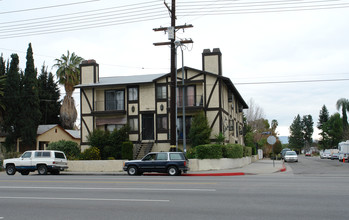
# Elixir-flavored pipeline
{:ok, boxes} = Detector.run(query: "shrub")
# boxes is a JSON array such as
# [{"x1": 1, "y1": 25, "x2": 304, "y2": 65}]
[
  {"x1": 186, "y1": 147, "x2": 197, "y2": 159},
  {"x1": 87, "y1": 125, "x2": 130, "y2": 160},
  {"x1": 80, "y1": 147, "x2": 101, "y2": 160},
  {"x1": 243, "y1": 146, "x2": 252, "y2": 157},
  {"x1": 121, "y1": 141, "x2": 133, "y2": 160},
  {"x1": 196, "y1": 144, "x2": 223, "y2": 159},
  {"x1": 47, "y1": 140, "x2": 80, "y2": 160},
  {"x1": 224, "y1": 144, "x2": 243, "y2": 158}
]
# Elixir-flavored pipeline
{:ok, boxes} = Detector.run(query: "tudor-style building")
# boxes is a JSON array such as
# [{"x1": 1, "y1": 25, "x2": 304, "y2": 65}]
[{"x1": 76, "y1": 48, "x2": 248, "y2": 155}]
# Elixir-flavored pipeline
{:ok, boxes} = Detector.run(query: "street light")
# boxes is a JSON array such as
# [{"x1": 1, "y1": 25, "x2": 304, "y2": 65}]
[{"x1": 174, "y1": 41, "x2": 186, "y2": 154}]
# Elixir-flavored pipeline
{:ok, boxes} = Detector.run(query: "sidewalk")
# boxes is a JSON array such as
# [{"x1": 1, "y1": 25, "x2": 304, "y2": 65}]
[{"x1": 62, "y1": 159, "x2": 286, "y2": 176}]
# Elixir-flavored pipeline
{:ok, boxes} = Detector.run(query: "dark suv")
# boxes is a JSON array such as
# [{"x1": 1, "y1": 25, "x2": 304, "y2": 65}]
[{"x1": 123, "y1": 152, "x2": 189, "y2": 176}]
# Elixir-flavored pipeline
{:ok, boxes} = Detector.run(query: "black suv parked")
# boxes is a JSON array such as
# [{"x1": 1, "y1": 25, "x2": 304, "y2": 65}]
[{"x1": 123, "y1": 152, "x2": 189, "y2": 176}]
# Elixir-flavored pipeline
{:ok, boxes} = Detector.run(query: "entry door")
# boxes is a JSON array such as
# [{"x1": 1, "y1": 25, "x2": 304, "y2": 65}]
[{"x1": 142, "y1": 114, "x2": 154, "y2": 140}]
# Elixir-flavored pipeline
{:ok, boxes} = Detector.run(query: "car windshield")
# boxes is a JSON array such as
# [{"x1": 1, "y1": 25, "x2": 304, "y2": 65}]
[{"x1": 286, "y1": 152, "x2": 297, "y2": 155}]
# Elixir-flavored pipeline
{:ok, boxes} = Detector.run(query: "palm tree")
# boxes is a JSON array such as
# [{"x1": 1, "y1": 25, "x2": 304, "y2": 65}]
[
  {"x1": 53, "y1": 51, "x2": 83, "y2": 129},
  {"x1": 336, "y1": 98, "x2": 349, "y2": 139}
]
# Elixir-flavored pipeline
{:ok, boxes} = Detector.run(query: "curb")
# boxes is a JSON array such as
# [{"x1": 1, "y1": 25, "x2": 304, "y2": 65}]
[
  {"x1": 182, "y1": 172, "x2": 245, "y2": 176},
  {"x1": 143, "y1": 172, "x2": 246, "y2": 176}
]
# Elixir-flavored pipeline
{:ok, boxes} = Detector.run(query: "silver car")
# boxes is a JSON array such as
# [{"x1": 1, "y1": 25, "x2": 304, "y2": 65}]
[{"x1": 284, "y1": 151, "x2": 298, "y2": 162}]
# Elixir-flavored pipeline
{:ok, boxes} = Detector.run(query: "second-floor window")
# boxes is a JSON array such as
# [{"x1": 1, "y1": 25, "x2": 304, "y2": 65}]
[
  {"x1": 128, "y1": 87, "x2": 138, "y2": 102},
  {"x1": 106, "y1": 90, "x2": 124, "y2": 111},
  {"x1": 156, "y1": 85, "x2": 167, "y2": 99},
  {"x1": 177, "y1": 85, "x2": 195, "y2": 107}
]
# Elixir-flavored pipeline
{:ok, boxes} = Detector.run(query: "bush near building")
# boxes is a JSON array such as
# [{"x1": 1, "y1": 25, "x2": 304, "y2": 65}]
[
  {"x1": 47, "y1": 140, "x2": 80, "y2": 160},
  {"x1": 187, "y1": 143, "x2": 251, "y2": 159}
]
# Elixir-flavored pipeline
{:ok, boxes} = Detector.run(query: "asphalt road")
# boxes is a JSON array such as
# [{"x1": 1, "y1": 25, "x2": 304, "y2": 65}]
[{"x1": 1, "y1": 156, "x2": 349, "y2": 220}]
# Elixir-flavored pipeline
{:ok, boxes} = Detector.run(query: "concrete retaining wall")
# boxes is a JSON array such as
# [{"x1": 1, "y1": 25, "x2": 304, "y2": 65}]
[{"x1": 67, "y1": 155, "x2": 259, "y2": 172}]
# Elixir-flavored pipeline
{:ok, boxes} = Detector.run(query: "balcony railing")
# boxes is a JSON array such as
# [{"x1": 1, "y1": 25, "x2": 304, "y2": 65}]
[
  {"x1": 170, "y1": 95, "x2": 204, "y2": 108},
  {"x1": 94, "y1": 101, "x2": 125, "y2": 112}
]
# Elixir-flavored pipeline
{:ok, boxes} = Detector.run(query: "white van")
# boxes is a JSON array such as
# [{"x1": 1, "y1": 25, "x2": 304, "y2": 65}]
[{"x1": 338, "y1": 141, "x2": 349, "y2": 162}]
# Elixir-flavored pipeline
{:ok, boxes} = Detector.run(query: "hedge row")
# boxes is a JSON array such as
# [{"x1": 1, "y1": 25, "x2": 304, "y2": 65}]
[{"x1": 187, "y1": 144, "x2": 252, "y2": 159}]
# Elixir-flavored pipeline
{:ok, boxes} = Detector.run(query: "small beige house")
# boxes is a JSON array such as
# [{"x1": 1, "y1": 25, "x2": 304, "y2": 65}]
[
  {"x1": 76, "y1": 48, "x2": 248, "y2": 155},
  {"x1": 0, "y1": 124, "x2": 80, "y2": 152}
]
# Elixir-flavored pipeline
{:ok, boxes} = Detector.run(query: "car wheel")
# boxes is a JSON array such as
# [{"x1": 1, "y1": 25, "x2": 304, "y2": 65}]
[
  {"x1": 37, "y1": 165, "x2": 48, "y2": 175},
  {"x1": 20, "y1": 170, "x2": 30, "y2": 175},
  {"x1": 167, "y1": 166, "x2": 179, "y2": 176},
  {"x1": 6, "y1": 164, "x2": 16, "y2": 175},
  {"x1": 127, "y1": 166, "x2": 138, "y2": 176}
]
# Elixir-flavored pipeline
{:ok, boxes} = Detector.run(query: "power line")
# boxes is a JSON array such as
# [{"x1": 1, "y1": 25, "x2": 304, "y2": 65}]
[
  {"x1": 0, "y1": 0, "x2": 100, "y2": 15},
  {"x1": 235, "y1": 78, "x2": 349, "y2": 85},
  {"x1": 0, "y1": 0, "x2": 348, "y2": 38}
]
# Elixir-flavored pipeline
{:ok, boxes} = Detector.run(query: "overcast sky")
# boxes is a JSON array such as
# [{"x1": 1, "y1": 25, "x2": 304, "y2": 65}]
[{"x1": 1, "y1": 0, "x2": 349, "y2": 140}]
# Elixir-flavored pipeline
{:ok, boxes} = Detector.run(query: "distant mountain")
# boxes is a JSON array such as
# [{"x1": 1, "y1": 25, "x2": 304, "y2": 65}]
[{"x1": 278, "y1": 136, "x2": 289, "y2": 144}]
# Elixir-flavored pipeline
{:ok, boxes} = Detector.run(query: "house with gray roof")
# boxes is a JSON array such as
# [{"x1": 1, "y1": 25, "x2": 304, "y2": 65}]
[{"x1": 76, "y1": 48, "x2": 248, "y2": 158}]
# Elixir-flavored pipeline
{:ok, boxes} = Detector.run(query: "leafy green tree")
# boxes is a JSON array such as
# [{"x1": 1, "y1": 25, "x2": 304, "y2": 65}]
[
  {"x1": 47, "y1": 140, "x2": 80, "y2": 159},
  {"x1": 323, "y1": 113, "x2": 343, "y2": 148},
  {"x1": 188, "y1": 111, "x2": 212, "y2": 148},
  {"x1": 38, "y1": 63, "x2": 61, "y2": 124},
  {"x1": 318, "y1": 105, "x2": 330, "y2": 149},
  {"x1": 302, "y1": 115, "x2": 314, "y2": 151},
  {"x1": 53, "y1": 51, "x2": 83, "y2": 129},
  {"x1": 273, "y1": 140, "x2": 282, "y2": 155},
  {"x1": 20, "y1": 43, "x2": 41, "y2": 148},
  {"x1": 3, "y1": 54, "x2": 21, "y2": 151},
  {"x1": 289, "y1": 114, "x2": 304, "y2": 153},
  {"x1": 336, "y1": 98, "x2": 349, "y2": 139}
]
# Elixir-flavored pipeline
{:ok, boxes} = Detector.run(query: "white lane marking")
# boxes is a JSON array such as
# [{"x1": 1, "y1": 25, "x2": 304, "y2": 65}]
[
  {"x1": 0, "y1": 197, "x2": 169, "y2": 202},
  {"x1": 0, "y1": 186, "x2": 216, "y2": 192}
]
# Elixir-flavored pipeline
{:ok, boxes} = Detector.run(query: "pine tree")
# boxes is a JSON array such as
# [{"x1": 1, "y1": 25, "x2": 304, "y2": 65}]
[
  {"x1": 289, "y1": 114, "x2": 304, "y2": 153},
  {"x1": 302, "y1": 115, "x2": 314, "y2": 151},
  {"x1": 38, "y1": 63, "x2": 61, "y2": 124},
  {"x1": 3, "y1": 54, "x2": 21, "y2": 151},
  {"x1": 188, "y1": 111, "x2": 212, "y2": 147},
  {"x1": 318, "y1": 105, "x2": 330, "y2": 149},
  {"x1": 0, "y1": 54, "x2": 6, "y2": 116},
  {"x1": 20, "y1": 43, "x2": 41, "y2": 148}
]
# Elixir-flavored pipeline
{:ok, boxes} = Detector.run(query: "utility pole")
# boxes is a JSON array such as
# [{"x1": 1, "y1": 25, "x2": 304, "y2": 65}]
[{"x1": 153, "y1": 0, "x2": 193, "y2": 150}]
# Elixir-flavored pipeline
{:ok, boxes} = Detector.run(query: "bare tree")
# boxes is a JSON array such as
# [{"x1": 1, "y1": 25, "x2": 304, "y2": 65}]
[{"x1": 244, "y1": 98, "x2": 267, "y2": 132}]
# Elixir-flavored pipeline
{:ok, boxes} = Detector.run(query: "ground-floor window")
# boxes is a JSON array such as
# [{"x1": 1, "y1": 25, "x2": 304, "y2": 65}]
[
  {"x1": 106, "y1": 124, "x2": 124, "y2": 132},
  {"x1": 177, "y1": 116, "x2": 192, "y2": 139}
]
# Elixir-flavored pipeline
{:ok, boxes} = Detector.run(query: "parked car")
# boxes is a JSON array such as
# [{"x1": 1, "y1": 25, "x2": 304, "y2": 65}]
[
  {"x1": 331, "y1": 153, "x2": 339, "y2": 160},
  {"x1": 284, "y1": 151, "x2": 298, "y2": 162},
  {"x1": 321, "y1": 149, "x2": 331, "y2": 159},
  {"x1": 305, "y1": 152, "x2": 311, "y2": 157},
  {"x1": 123, "y1": 152, "x2": 189, "y2": 176},
  {"x1": 281, "y1": 148, "x2": 291, "y2": 160},
  {"x1": 3, "y1": 150, "x2": 68, "y2": 175}
]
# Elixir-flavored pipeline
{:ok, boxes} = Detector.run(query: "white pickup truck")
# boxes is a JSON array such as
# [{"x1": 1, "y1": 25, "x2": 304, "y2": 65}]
[{"x1": 3, "y1": 150, "x2": 68, "y2": 175}]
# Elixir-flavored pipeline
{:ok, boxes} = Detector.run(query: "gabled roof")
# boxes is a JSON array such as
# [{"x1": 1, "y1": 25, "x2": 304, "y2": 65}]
[
  {"x1": 37, "y1": 124, "x2": 80, "y2": 139},
  {"x1": 75, "y1": 67, "x2": 248, "y2": 109},
  {"x1": 75, "y1": 73, "x2": 165, "y2": 88}
]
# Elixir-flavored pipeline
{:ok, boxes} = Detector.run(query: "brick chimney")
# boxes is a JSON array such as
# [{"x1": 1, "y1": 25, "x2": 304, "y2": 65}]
[
  {"x1": 80, "y1": 59, "x2": 99, "y2": 84},
  {"x1": 202, "y1": 48, "x2": 222, "y2": 76}
]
